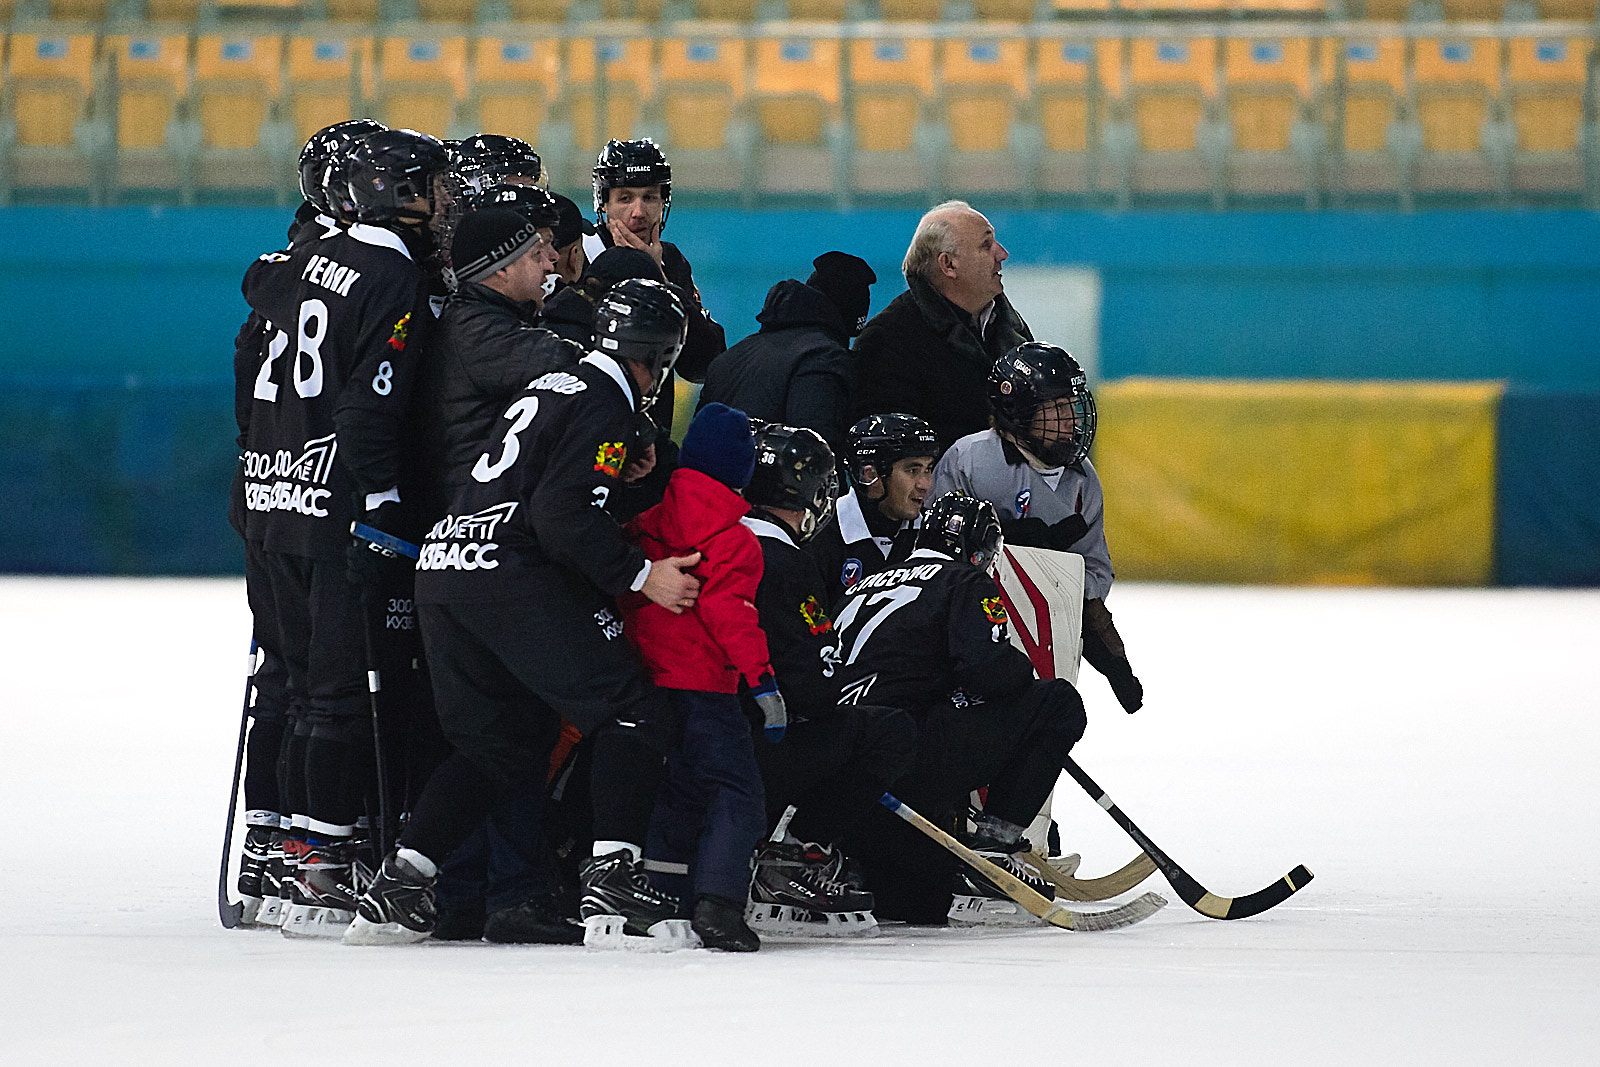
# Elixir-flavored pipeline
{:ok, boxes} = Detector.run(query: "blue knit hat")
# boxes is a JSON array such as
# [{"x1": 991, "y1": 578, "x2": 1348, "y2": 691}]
[{"x1": 679, "y1": 402, "x2": 756, "y2": 490}]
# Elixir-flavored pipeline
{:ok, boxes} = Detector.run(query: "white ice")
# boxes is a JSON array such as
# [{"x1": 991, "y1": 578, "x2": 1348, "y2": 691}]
[{"x1": 2, "y1": 578, "x2": 1596, "y2": 1065}]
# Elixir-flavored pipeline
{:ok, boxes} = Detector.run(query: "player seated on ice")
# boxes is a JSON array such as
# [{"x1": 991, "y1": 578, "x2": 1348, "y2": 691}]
[
  {"x1": 622, "y1": 404, "x2": 784, "y2": 952},
  {"x1": 930, "y1": 342, "x2": 1142, "y2": 715},
  {"x1": 739, "y1": 423, "x2": 917, "y2": 934},
  {"x1": 832, "y1": 494, "x2": 1088, "y2": 925},
  {"x1": 808, "y1": 414, "x2": 942, "y2": 607}
]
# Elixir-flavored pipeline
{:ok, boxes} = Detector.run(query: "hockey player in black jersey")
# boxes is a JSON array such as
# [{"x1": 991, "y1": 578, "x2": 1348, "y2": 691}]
[
  {"x1": 346, "y1": 278, "x2": 704, "y2": 947},
  {"x1": 740, "y1": 424, "x2": 916, "y2": 934},
  {"x1": 238, "y1": 127, "x2": 451, "y2": 938},
  {"x1": 808, "y1": 413, "x2": 941, "y2": 606},
  {"x1": 832, "y1": 493, "x2": 1088, "y2": 924}
]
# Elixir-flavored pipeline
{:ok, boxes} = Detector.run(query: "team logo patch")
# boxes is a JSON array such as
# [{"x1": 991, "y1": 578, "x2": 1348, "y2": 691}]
[
  {"x1": 841, "y1": 559, "x2": 863, "y2": 588},
  {"x1": 387, "y1": 312, "x2": 411, "y2": 352},
  {"x1": 981, "y1": 596, "x2": 1009, "y2": 625},
  {"x1": 1016, "y1": 488, "x2": 1031, "y2": 517},
  {"x1": 593, "y1": 441, "x2": 627, "y2": 478},
  {"x1": 798, "y1": 595, "x2": 832, "y2": 636}
]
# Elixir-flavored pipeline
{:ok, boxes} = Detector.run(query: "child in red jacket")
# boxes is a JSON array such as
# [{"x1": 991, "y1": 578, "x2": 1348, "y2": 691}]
[{"x1": 621, "y1": 402, "x2": 785, "y2": 952}]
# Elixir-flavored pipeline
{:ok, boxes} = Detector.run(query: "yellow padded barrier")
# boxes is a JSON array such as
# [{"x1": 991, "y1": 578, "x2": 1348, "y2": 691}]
[{"x1": 1095, "y1": 379, "x2": 1501, "y2": 586}]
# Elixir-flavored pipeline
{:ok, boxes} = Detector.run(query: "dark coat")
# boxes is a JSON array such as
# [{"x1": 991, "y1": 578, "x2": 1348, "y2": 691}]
[
  {"x1": 696, "y1": 279, "x2": 855, "y2": 456},
  {"x1": 852, "y1": 273, "x2": 1033, "y2": 453}
]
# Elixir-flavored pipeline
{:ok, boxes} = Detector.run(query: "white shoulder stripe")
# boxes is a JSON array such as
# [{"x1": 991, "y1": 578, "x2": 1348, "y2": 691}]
[
  {"x1": 346, "y1": 224, "x2": 413, "y2": 261},
  {"x1": 580, "y1": 352, "x2": 636, "y2": 408}
]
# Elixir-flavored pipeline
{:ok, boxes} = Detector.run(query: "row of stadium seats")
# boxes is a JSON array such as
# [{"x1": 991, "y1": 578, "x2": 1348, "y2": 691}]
[
  {"x1": 4, "y1": 0, "x2": 1598, "y2": 22},
  {"x1": 3, "y1": 24, "x2": 1595, "y2": 204}
]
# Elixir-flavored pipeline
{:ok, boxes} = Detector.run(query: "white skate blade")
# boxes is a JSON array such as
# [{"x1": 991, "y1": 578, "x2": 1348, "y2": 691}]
[
  {"x1": 583, "y1": 914, "x2": 699, "y2": 952},
  {"x1": 279, "y1": 902, "x2": 355, "y2": 939},
  {"x1": 255, "y1": 895, "x2": 286, "y2": 927},
  {"x1": 948, "y1": 894, "x2": 1043, "y2": 927},
  {"x1": 745, "y1": 902, "x2": 879, "y2": 937},
  {"x1": 239, "y1": 895, "x2": 264, "y2": 926},
  {"x1": 342, "y1": 914, "x2": 431, "y2": 946}
]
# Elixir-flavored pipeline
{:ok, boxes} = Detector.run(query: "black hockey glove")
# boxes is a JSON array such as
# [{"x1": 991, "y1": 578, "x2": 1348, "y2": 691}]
[
  {"x1": 1001, "y1": 516, "x2": 1052, "y2": 549},
  {"x1": 1081, "y1": 597, "x2": 1142, "y2": 714},
  {"x1": 1044, "y1": 514, "x2": 1090, "y2": 552},
  {"x1": 347, "y1": 500, "x2": 404, "y2": 586}
]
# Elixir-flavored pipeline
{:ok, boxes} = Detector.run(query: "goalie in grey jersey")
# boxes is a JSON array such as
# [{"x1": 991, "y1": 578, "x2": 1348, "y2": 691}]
[{"x1": 929, "y1": 342, "x2": 1143, "y2": 714}]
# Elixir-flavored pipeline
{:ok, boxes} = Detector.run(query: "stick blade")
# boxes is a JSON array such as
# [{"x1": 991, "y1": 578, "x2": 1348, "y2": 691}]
[
  {"x1": 1191, "y1": 864, "x2": 1315, "y2": 920},
  {"x1": 1048, "y1": 891, "x2": 1167, "y2": 932}
]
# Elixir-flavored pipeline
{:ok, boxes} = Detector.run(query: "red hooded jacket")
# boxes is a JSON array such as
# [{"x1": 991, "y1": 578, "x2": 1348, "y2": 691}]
[{"x1": 621, "y1": 467, "x2": 773, "y2": 693}]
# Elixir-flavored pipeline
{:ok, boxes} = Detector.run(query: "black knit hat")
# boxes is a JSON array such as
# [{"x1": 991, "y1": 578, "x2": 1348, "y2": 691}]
[
  {"x1": 551, "y1": 193, "x2": 597, "y2": 251},
  {"x1": 807, "y1": 251, "x2": 878, "y2": 337},
  {"x1": 451, "y1": 208, "x2": 541, "y2": 285},
  {"x1": 586, "y1": 246, "x2": 665, "y2": 287}
]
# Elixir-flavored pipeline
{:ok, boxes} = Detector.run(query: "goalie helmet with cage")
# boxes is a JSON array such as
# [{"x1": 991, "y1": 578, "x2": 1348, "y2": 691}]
[
  {"x1": 592, "y1": 139, "x2": 672, "y2": 229},
  {"x1": 593, "y1": 278, "x2": 687, "y2": 409},
  {"x1": 746, "y1": 424, "x2": 838, "y2": 543},
  {"x1": 450, "y1": 133, "x2": 543, "y2": 192},
  {"x1": 341, "y1": 128, "x2": 452, "y2": 228},
  {"x1": 988, "y1": 342, "x2": 1097, "y2": 468},
  {"x1": 843, "y1": 413, "x2": 940, "y2": 489},
  {"x1": 917, "y1": 493, "x2": 1004, "y2": 570},
  {"x1": 299, "y1": 119, "x2": 386, "y2": 216}
]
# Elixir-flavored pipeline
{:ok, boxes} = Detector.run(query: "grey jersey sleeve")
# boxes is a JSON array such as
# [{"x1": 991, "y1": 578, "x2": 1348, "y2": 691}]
[
  {"x1": 928, "y1": 437, "x2": 976, "y2": 504},
  {"x1": 1069, "y1": 460, "x2": 1114, "y2": 600}
]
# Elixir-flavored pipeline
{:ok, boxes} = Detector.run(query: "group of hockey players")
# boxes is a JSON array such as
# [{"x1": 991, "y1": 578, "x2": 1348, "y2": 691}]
[{"x1": 230, "y1": 118, "x2": 1142, "y2": 952}]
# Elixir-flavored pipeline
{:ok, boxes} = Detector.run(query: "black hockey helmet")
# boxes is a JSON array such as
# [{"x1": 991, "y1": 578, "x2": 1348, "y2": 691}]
[
  {"x1": 299, "y1": 118, "x2": 386, "y2": 214},
  {"x1": 746, "y1": 423, "x2": 838, "y2": 543},
  {"x1": 342, "y1": 128, "x2": 452, "y2": 227},
  {"x1": 450, "y1": 133, "x2": 543, "y2": 191},
  {"x1": 844, "y1": 413, "x2": 940, "y2": 488},
  {"x1": 916, "y1": 493, "x2": 1004, "y2": 570},
  {"x1": 592, "y1": 278, "x2": 687, "y2": 408},
  {"x1": 465, "y1": 181, "x2": 562, "y2": 230},
  {"x1": 592, "y1": 138, "x2": 672, "y2": 230},
  {"x1": 988, "y1": 342, "x2": 1097, "y2": 468}
]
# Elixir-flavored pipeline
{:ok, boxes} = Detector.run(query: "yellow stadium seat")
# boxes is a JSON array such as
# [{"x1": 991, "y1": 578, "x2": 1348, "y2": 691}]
[
  {"x1": 1035, "y1": 38, "x2": 1120, "y2": 193},
  {"x1": 418, "y1": 0, "x2": 478, "y2": 18},
  {"x1": 658, "y1": 35, "x2": 746, "y2": 154},
  {"x1": 105, "y1": 35, "x2": 189, "y2": 151},
  {"x1": 567, "y1": 37, "x2": 655, "y2": 151},
  {"x1": 1233, "y1": 0, "x2": 1324, "y2": 13},
  {"x1": 507, "y1": 0, "x2": 571, "y2": 17},
  {"x1": 146, "y1": 0, "x2": 203, "y2": 18},
  {"x1": 1412, "y1": 37, "x2": 1500, "y2": 193},
  {"x1": 973, "y1": 0, "x2": 1033, "y2": 18},
  {"x1": 48, "y1": 0, "x2": 109, "y2": 19},
  {"x1": 1121, "y1": 0, "x2": 1227, "y2": 13},
  {"x1": 285, "y1": 35, "x2": 376, "y2": 145},
  {"x1": 1124, "y1": 37, "x2": 1218, "y2": 195},
  {"x1": 1333, "y1": 37, "x2": 1408, "y2": 197},
  {"x1": 1049, "y1": 0, "x2": 1112, "y2": 12},
  {"x1": 326, "y1": 0, "x2": 381, "y2": 20},
  {"x1": 848, "y1": 38, "x2": 937, "y2": 193},
  {"x1": 1536, "y1": 0, "x2": 1592, "y2": 16},
  {"x1": 693, "y1": 0, "x2": 758, "y2": 18},
  {"x1": 879, "y1": 0, "x2": 943, "y2": 19},
  {"x1": 474, "y1": 37, "x2": 561, "y2": 149},
  {"x1": 375, "y1": 36, "x2": 468, "y2": 139},
  {"x1": 193, "y1": 36, "x2": 283, "y2": 151},
  {"x1": 1223, "y1": 37, "x2": 1320, "y2": 199},
  {"x1": 6, "y1": 33, "x2": 97, "y2": 149},
  {"x1": 750, "y1": 35, "x2": 842, "y2": 195},
  {"x1": 1440, "y1": 0, "x2": 1502, "y2": 17},
  {"x1": 1505, "y1": 37, "x2": 1593, "y2": 192},
  {"x1": 786, "y1": 0, "x2": 847, "y2": 16},
  {"x1": 1361, "y1": 0, "x2": 1406, "y2": 17},
  {"x1": 941, "y1": 37, "x2": 1029, "y2": 193}
]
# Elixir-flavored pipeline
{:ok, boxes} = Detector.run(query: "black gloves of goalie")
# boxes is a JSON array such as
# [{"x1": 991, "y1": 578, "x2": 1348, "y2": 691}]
[
  {"x1": 1001, "y1": 514, "x2": 1090, "y2": 553},
  {"x1": 347, "y1": 498, "x2": 405, "y2": 586},
  {"x1": 1081, "y1": 596, "x2": 1143, "y2": 714}
]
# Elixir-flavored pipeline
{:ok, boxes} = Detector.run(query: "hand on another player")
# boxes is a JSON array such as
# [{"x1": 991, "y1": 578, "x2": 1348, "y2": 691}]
[
  {"x1": 642, "y1": 551, "x2": 701, "y2": 614},
  {"x1": 622, "y1": 443, "x2": 657, "y2": 484}
]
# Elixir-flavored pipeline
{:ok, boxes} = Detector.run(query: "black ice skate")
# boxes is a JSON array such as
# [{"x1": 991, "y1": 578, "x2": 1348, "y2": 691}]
[
  {"x1": 747, "y1": 842, "x2": 878, "y2": 937},
  {"x1": 236, "y1": 825, "x2": 273, "y2": 926},
  {"x1": 578, "y1": 850, "x2": 695, "y2": 951},
  {"x1": 692, "y1": 895, "x2": 760, "y2": 952},
  {"x1": 281, "y1": 838, "x2": 360, "y2": 939},
  {"x1": 254, "y1": 827, "x2": 289, "y2": 927},
  {"x1": 950, "y1": 815, "x2": 1058, "y2": 927},
  {"x1": 343, "y1": 851, "x2": 437, "y2": 946},
  {"x1": 484, "y1": 894, "x2": 585, "y2": 945}
]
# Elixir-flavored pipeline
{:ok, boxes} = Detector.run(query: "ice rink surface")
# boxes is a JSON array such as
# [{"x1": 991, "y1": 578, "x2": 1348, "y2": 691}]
[{"x1": 2, "y1": 577, "x2": 1596, "y2": 1065}]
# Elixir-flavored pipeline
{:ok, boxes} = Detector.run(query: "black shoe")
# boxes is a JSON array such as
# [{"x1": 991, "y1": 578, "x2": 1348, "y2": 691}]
[
  {"x1": 343, "y1": 851, "x2": 437, "y2": 945},
  {"x1": 431, "y1": 902, "x2": 486, "y2": 942},
  {"x1": 955, "y1": 850, "x2": 1055, "y2": 901},
  {"x1": 752, "y1": 842, "x2": 875, "y2": 913},
  {"x1": 578, "y1": 850, "x2": 681, "y2": 937},
  {"x1": 691, "y1": 895, "x2": 760, "y2": 952},
  {"x1": 484, "y1": 895, "x2": 585, "y2": 945},
  {"x1": 237, "y1": 826, "x2": 272, "y2": 903}
]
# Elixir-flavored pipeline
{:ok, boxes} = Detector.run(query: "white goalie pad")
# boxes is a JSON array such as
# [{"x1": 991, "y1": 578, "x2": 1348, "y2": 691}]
[{"x1": 993, "y1": 545, "x2": 1086, "y2": 684}]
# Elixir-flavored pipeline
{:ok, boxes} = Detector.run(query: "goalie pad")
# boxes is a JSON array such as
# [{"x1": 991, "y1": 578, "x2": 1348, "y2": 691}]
[{"x1": 993, "y1": 545, "x2": 1085, "y2": 684}]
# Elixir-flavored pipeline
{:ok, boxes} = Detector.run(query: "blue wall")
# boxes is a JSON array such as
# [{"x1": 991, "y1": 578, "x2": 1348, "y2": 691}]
[{"x1": 3, "y1": 206, "x2": 1599, "y2": 575}]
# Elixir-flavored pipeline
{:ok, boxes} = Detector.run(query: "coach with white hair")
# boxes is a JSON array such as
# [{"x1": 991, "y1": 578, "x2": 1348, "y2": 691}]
[{"x1": 852, "y1": 201, "x2": 1033, "y2": 451}]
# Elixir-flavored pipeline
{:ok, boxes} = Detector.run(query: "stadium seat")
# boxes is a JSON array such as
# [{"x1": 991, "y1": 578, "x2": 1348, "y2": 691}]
[
  {"x1": 507, "y1": 0, "x2": 571, "y2": 17},
  {"x1": 1048, "y1": 0, "x2": 1113, "y2": 12},
  {"x1": 326, "y1": 0, "x2": 381, "y2": 20},
  {"x1": 1121, "y1": 0, "x2": 1228, "y2": 13},
  {"x1": 1360, "y1": 0, "x2": 1407, "y2": 17},
  {"x1": 1333, "y1": 36, "x2": 1409, "y2": 198},
  {"x1": 879, "y1": 0, "x2": 944, "y2": 20},
  {"x1": 786, "y1": 0, "x2": 848, "y2": 17},
  {"x1": 566, "y1": 36, "x2": 655, "y2": 154},
  {"x1": 1233, "y1": 0, "x2": 1324, "y2": 12},
  {"x1": 1440, "y1": 0, "x2": 1502, "y2": 17},
  {"x1": 1127, "y1": 37, "x2": 1221, "y2": 195},
  {"x1": 418, "y1": 0, "x2": 479, "y2": 19},
  {"x1": 1412, "y1": 37, "x2": 1502, "y2": 192},
  {"x1": 4, "y1": 32, "x2": 103, "y2": 197},
  {"x1": 941, "y1": 37, "x2": 1030, "y2": 193},
  {"x1": 48, "y1": 0, "x2": 110, "y2": 19},
  {"x1": 104, "y1": 34, "x2": 190, "y2": 198},
  {"x1": 1535, "y1": 0, "x2": 1594, "y2": 16},
  {"x1": 693, "y1": 0, "x2": 759, "y2": 18},
  {"x1": 972, "y1": 0, "x2": 1034, "y2": 19},
  {"x1": 1223, "y1": 37, "x2": 1320, "y2": 198},
  {"x1": 750, "y1": 35, "x2": 842, "y2": 195},
  {"x1": 194, "y1": 35, "x2": 288, "y2": 195},
  {"x1": 657, "y1": 33, "x2": 748, "y2": 194},
  {"x1": 1035, "y1": 37, "x2": 1122, "y2": 194},
  {"x1": 285, "y1": 35, "x2": 376, "y2": 146},
  {"x1": 146, "y1": 0, "x2": 203, "y2": 19},
  {"x1": 847, "y1": 37, "x2": 937, "y2": 195},
  {"x1": 474, "y1": 37, "x2": 562, "y2": 149},
  {"x1": 375, "y1": 35, "x2": 469, "y2": 139},
  {"x1": 1505, "y1": 36, "x2": 1593, "y2": 192}
]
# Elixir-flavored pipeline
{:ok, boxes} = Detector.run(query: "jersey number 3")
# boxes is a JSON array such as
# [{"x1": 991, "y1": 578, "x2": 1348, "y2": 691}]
[{"x1": 473, "y1": 396, "x2": 540, "y2": 483}]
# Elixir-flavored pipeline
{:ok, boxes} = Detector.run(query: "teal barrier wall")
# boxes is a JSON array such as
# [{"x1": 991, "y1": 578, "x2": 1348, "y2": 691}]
[{"x1": 3, "y1": 206, "x2": 1598, "y2": 575}]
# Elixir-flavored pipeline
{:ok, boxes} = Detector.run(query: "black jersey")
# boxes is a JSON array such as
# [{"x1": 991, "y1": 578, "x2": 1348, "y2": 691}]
[
  {"x1": 744, "y1": 510, "x2": 840, "y2": 715},
  {"x1": 806, "y1": 486, "x2": 916, "y2": 610},
  {"x1": 414, "y1": 353, "x2": 651, "y2": 605},
  {"x1": 238, "y1": 222, "x2": 433, "y2": 558},
  {"x1": 826, "y1": 548, "x2": 1034, "y2": 715}
]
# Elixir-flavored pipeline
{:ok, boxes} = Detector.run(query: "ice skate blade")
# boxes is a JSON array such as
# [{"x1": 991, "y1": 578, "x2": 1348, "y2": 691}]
[
  {"x1": 948, "y1": 894, "x2": 1044, "y2": 927},
  {"x1": 583, "y1": 914, "x2": 700, "y2": 952},
  {"x1": 255, "y1": 895, "x2": 286, "y2": 927},
  {"x1": 745, "y1": 902, "x2": 879, "y2": 937},
  {"x1": 343, "y1": 915, "x2": 431, "y2": 946},
  {"x1": 280, "y1": 903, "x2": 355, "y2": 939},
  {"x1": 239, "y1": 895, "x2": 264, "y2": 926}
]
